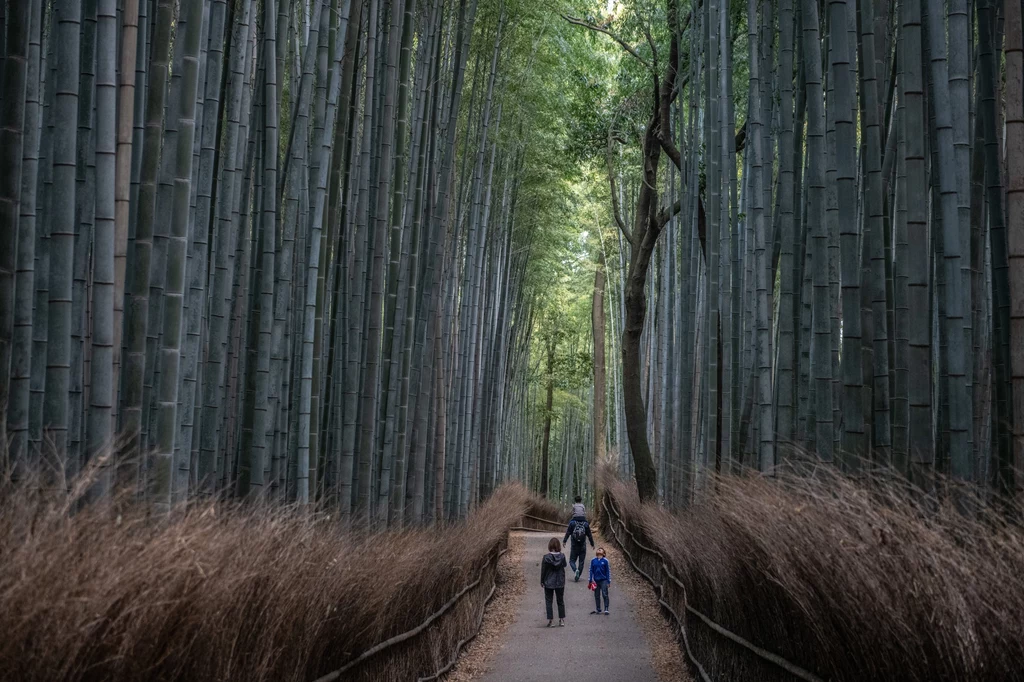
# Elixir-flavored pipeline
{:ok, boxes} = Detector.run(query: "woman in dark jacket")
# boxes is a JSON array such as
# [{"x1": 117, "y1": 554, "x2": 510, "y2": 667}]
[{"x1": 540, "y1": 537, "x2": 568, "y2": 627}]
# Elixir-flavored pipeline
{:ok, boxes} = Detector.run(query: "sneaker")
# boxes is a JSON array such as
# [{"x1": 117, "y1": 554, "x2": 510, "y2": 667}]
[
  {"x1": 547, "y1": 620, "x2": 553, "y2": 627},
  {"x1": 590, "y1": 610, "x2": 599, "y2": 614},
  {"x1": 574, "y1": 574, "x2": 580, "y2": 582},
  {"x1": 558, "y1": 619, "x2": 565, "y2": 627},
  {"x1": 575, "y1": 569, "x2": 582, "y2": 580},
  {"x1": 603, "y1": 610, "x2": 610, "y2": 615}
]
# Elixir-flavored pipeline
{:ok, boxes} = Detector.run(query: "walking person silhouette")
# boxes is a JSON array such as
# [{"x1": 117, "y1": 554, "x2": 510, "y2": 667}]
[
  {"x1": 563, "y1": 515, "x2": 595, "y2": 582},
  {"x1": 541, "y1": 538, "x2": 568, "y2": 627}
]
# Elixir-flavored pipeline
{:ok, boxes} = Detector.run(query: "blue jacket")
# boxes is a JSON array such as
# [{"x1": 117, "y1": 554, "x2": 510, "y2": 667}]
[
  {"x1": 563, "y1": 519, "x2": 595, "y2": 548},
  {"x1": 589, "y1": 556, "x2": 611, "y2": 583}
]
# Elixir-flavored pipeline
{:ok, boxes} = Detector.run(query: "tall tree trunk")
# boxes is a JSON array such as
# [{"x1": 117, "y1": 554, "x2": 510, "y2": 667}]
[
  {"x1": 924, "y1": 0, "x2": 971, "y2": 480},
  {"x1": 903, "y1": 0, "x2": 934, "y2": 487},
  {"x1": 352, "y1": 0, "x2": 381, "y2": 520},
  {"x1": 44, "y1": 0, "x2": 83, "y2": 474},
  {"x1": 540, "y1": 336, "x2": 555, "y2": 498},
  {"x1": 831, "y1": 0, "x2": 866, "y2": 466},
  {"x1": 706, "y1": 0, "x2": 722, "y2": 475},
  {"x1": 775, "y1": 0, "x2": 798, "y2": 453},
  {"x1": 977, "y1": 0, "x2": 1013, "y2": 494},
  {"x1": 7, "y1": 0, "x2": 45, "y2": 474},
  {"x1": 121, "y1": 0, "x2": 173, "y2": 474},
  {"x1": 176, "y1": 0, "x2": 229, "y2": 501},
  {"x1": 859, "y1": 0, "x2": 894, "y2": 465},
  {"x1": 1004, "y1": 0, "x2": 1024, "y2": 495},
  {"x1": 802, "y1": 0, "x2": 834, "y2": 462},
  {"x1": 749, "y1": 0, "x2": 773, "y2": 471},
  {"x1": 198, "y1": 0, "x2": 254, "y2": 493},
  {"x1": 84, "y1": 0, "x2": 118, "y2": 497},
  {"x1": 299, "y1": 0, "x2": 349, "y2": 506},
  {"x1": 618, "y1": 0, "x2": 685, "y2": 502},
  {"x1": 592, "y1": 245, "x2": 607, "y2": 506},
  {"x1": 151, "y1": 0, "x2": 203, "y2": 510},
  {"x1": 112, "y1": 0, "x2": 140, "y2": 437},
  {"x1": 0, "y1": 0, "x2": 31, "y2": 465}
]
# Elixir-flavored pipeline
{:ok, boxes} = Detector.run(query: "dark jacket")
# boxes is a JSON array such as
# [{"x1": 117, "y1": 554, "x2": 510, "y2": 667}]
[
  {"x1": 541, "y1": 551, "x2": 567, "y2": 589},
  {"x1": 563, "y1": 519, "x2": 595, "y2": 548},
  {"x1": 589, "y1": 556, "x2": 611, "y2": 583}
]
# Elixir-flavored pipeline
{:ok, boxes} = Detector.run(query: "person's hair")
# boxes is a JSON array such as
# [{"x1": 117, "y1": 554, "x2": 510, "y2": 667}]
[
  {"x1": 575, "y1": 495, "x2": 582, "y2": 503},
  {"x1": 548, "y1": 538, "x2": 561, "y2": 552},
  {"x1": 596, "y1": 547, "x2": 606, "y2": 556}
]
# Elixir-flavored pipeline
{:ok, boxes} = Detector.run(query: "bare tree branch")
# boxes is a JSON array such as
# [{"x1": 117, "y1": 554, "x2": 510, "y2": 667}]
[
  {"x1": 644, "y1": 24, "x2": 658, "y2": 73},
  {"x1": 654, "y1": 198, "x2": 683, "y2": 230},
  {"x1": 663, "y1": 120, "x2": 746, "y2": 173},
  {"x1": 562, "y1": 14, "x2": 654, "y2": 73},
  {"x1": 654, "y1": 193, "x2": 706, "y2": 259}
]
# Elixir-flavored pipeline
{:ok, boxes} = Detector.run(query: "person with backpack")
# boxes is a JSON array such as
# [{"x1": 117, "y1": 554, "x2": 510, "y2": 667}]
[
  {"x1": 588, "y1": 547, "x2": 611, "y2": 614},
  {"x1": 541, "y1": 537, "x2": 568, "y2": 627},
  {"x1": 562, "y1": 516, "x2": 595, "y2": 582}
]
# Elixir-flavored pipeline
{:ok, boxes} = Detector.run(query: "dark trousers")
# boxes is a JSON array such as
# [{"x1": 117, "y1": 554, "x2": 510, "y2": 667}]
[
  {"x1": 593, "y1": 579, "x2": 610, "y2": 611},
  {"x1": 544, "y1": 587, "x2": 565, "y2": 619},
  {"x1": 569, "y1": 542, "x2": 587, "y2": 574}
]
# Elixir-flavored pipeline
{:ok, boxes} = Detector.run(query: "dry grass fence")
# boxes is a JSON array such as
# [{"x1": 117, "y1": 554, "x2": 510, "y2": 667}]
[
  {"x1": 601, "y1": 469, "x2": 1024, "y2": 682},
  {"x1": 0, "y1": 473, "x2": 563, "y2": 681},
  {"x1": 519, "y1": 495, "x2": 567, "y2": 532}
]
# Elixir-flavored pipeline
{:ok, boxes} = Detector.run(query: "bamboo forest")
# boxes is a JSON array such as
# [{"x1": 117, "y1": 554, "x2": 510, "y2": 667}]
[{"x1": 1, "y1": 0, "x2": 1023, "y2": 680}]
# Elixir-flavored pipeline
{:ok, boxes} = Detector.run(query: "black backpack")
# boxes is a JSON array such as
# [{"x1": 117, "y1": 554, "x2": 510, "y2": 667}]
[{"x1": 572, "y1": 521, "x2": 587, "y2": 543}]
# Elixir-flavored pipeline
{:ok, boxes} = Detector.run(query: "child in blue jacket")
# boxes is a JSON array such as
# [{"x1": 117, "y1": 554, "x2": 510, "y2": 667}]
[{"x1": 589, "y1": 547, "x2": 611, "y2": 614}]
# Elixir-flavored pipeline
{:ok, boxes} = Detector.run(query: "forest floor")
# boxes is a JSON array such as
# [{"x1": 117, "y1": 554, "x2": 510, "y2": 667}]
[{"x1": 453, "y1": 530, "x2": 689, "y2": 682}]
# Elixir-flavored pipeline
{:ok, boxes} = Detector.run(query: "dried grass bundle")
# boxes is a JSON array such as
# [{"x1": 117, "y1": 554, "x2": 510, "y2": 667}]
[
  {"x1": 0, "y1": 472, "x2": 554, "y2": 681},
  {"x1": 602, "y1": 469, "x2": 1024, "y2": 681}
]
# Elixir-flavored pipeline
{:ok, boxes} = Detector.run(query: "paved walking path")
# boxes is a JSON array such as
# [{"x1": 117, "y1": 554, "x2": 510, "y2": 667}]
[{"x1": 480, "y1": 531, "x2": 660, "y2": 681}]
